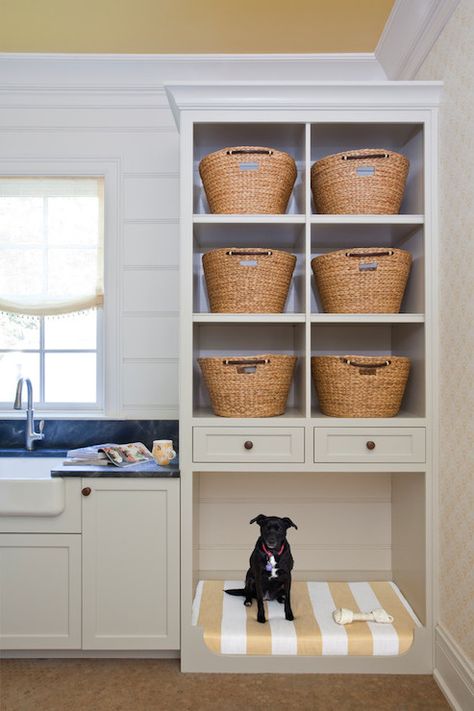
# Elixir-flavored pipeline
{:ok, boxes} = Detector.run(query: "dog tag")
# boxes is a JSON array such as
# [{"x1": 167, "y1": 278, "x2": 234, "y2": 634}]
[
  {"x1": 356, "y1": 166, "x2": 375, "y2": 176},
  {"x1": 266, "y1": 562, "x2": 273, "y2": 572},
  {"x1": 240, "y1": 162, "x2": 259, "y2": 171}
]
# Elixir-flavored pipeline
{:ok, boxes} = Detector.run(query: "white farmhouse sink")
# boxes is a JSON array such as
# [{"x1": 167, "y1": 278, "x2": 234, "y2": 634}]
[{"x1": 0, "y1": 458, "x2": 65, "y2": 516}]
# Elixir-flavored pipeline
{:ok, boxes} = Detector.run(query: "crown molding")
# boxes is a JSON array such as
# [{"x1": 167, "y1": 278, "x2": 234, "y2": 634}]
[
  {"x1": 0, "y1": 52, "x2": 385, "y2": 92},
  {"x1": 376, "y1": 0, "x2": 460, "y2": 79},
  {"x1": 165, "y1": 81, "x2": 442, "y2": 128}
]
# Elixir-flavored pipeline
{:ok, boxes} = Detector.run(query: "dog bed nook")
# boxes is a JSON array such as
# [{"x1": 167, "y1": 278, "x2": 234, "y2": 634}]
[{"x1": 192, "y1": 580, "x2": 420, "y2": 656}]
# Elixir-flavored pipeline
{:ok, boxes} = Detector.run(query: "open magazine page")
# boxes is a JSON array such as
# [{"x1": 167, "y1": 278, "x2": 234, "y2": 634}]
[
  {"x1": 98, "y1": 442, "x2": 153, "y2": 467},
  {"x1": 65, "y1": 442, "x2": 153, "y2": 467}
]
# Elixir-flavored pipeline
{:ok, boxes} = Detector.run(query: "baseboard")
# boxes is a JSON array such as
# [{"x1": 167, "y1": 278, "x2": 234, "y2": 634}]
[
  {"x1": 434, "y1": 626, "x2": 474, "y2": 711},
  {"x1": 0, "y1": 650, "x2": 180, "y2": 660}
]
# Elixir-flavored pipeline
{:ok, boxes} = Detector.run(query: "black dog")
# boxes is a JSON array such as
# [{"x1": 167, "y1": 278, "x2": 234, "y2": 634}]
[{"x1": 225, "y1": 514, "x2": 298, "y2": 624}]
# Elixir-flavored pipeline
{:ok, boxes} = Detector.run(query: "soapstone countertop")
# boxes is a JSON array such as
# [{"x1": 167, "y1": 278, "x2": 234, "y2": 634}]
[{"x1": 51, "y1": 459, "x2": 180, "y2": 478}]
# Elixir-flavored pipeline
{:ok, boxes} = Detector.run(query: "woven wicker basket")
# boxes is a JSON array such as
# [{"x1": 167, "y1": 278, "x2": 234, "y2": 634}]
[
  {"x1": 311, "y1": 149, "x2": 409, "y2": 214},
  {"x1": 199, "y1": 146, "x2": 297, "y2": 214},
  {"x1": 312, "y1": 248, "x2": 412, "y2": 313},
  {"x1": 199, "y1": 354, "x2": 297, "y2": 417},
  {"x1": 203, "y1": 248, "x2": 296, "y2": 313},
  {"x1": 311, "y1": 355, "x2": 410, "y2": 418}
]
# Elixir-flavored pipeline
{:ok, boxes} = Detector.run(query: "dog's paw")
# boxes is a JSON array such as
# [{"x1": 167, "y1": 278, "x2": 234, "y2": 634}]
[
  {"x1": 285, "y1": 611, "x2": 294, "y2": 621},
  {"x1": 257, "y1": 614, "x2": 266, "y2": 624},
  {"x1": 244, "y1": 600, "x2": 252, "y2": 607}
]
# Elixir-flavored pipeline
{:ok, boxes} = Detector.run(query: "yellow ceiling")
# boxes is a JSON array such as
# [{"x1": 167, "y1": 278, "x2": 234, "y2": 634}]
[{"x1": 0, "y1": 0, "x2": 395, "y2": 54}]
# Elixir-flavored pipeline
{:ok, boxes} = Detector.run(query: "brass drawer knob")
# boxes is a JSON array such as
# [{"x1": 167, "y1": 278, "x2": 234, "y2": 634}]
[
  {"x1": 244, "y1": 440, "x2": 254, "y2": 450},
  {"x1": 81, "y1": 487, "x2": 92, "y2": 496},
  {"x1": 366, "y1": 441, "x2": 376, "y2": 451}
]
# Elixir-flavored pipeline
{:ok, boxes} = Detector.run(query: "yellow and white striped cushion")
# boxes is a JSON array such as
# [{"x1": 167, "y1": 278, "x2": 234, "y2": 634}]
[{"x1": 192, "y1": 580, "x2": 420, "y2": 656}]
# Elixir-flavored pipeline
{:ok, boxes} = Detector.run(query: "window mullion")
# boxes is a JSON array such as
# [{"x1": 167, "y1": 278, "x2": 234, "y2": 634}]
[
  {"x1": 39, "y1": 316, "x2": 45, "y2": 406},
  {"x1": 39, "y1": 196, "x2": 48, "y2": 407}
]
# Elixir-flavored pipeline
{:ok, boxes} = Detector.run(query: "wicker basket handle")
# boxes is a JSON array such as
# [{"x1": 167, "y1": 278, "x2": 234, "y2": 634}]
[
  {"x1": 344, "y1": 359, "x2": 391, "y2": 368},
  {"x1": 226, "y1": 250, "x2": 272, "y2": 257},
  {"x1": 224, "y1": 358, "x2": 270, "y2": 366},
  {"x1": 226, "y1": 149, "x2": 273, "y2": 156},
  {"x1": 345, "y1": 250, "x2": 394, "y2": 258},
  {"x1": 342, "y1": 153, "x2": 389, "y2": 161}
]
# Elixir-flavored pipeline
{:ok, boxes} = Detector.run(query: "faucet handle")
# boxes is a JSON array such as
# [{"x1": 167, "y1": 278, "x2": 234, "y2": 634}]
[{"x1": 39, "y1": 420, "x2": 45, "y2": 434}]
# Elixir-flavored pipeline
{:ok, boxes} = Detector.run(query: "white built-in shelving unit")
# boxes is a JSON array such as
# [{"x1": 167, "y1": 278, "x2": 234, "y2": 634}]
[{"x1": 166, "y1": 82, "x2": 441, "y2": 673}]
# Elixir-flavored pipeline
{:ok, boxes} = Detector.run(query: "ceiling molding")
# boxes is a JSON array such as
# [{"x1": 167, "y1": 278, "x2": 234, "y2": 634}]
[
  {"x1": 0, "y1": 52, "x2": 385, "y2": 89},
  {"x1": 375, "y1": 0, "x2": 461, "y2": 79}
]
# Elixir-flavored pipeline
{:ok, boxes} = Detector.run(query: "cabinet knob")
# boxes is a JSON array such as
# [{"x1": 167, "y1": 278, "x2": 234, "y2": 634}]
[
  {"x1": 81, "y1": 487, "x2": 92, "y2": 496},
  {"x1": 244, "y1": 440, "x2": 254, "y2": 450},
  {"x1": 366, "y1": 441, "x2": 376, "y2": 451}
]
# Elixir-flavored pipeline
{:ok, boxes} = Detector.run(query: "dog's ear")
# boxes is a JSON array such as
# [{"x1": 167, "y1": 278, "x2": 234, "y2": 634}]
[
  {"x1": 282, "y1": 517, "x2": 298, "y2": 530},
  {"x1": 249, "y1": 514, "x2": 267, "y2": 526}
]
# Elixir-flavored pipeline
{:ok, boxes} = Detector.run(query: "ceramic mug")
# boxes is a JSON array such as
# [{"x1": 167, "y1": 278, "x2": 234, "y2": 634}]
[{"x1": 152, "y1": 439, "x2": 176, "y2": 466}]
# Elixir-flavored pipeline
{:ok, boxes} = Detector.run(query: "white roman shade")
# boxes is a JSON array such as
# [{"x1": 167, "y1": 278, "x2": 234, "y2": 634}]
[{"x1": 0, "y1": 177, "x2": 104, "y2": 316}]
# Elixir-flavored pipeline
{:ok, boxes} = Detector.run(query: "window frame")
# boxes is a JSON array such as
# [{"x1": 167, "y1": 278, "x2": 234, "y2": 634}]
[
  {"x1": 0, "y1": 160, "x2": 120, "y2": 417},
  {"x1": 0, "y1": 309, "x2": 104, "y2": 411}
]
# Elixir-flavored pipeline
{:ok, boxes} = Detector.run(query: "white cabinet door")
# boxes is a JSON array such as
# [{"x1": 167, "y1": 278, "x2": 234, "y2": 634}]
[
  {"x1": 82, "y1": 478, "x2": 180, "y2": 650},
  {"x1": 0, "y1": 533, "x2": 81, "y2": 650}
]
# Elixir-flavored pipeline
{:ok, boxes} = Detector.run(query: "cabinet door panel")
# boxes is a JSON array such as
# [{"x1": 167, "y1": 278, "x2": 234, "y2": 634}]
[
  {"x1": 0, "y1": 533, "x2": 81, "y2": 649},
  {"x1": 82, "y1": 479, "x2": 179, "y2": 650}
]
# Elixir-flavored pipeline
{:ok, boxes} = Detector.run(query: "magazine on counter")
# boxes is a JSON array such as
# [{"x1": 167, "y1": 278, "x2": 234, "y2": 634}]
[{"x1": 65, "y1": 442, "x2": 153, "y2": 467}]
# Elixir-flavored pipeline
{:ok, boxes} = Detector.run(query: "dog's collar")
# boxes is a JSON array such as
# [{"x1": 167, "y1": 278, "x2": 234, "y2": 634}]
[{"x1": 261, "y1": 541, "x2": 285, "y2": 557}]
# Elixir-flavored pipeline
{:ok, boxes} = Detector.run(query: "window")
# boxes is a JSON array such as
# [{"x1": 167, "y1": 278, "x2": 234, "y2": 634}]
[{"x1": 0, "y1": 177, "x2": 104, "y2": 409}]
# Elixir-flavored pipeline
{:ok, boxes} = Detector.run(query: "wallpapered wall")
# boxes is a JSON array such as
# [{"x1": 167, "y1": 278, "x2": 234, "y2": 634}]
[{"x1": 416, "y1": 0, "x2": 474, "y2": 662}]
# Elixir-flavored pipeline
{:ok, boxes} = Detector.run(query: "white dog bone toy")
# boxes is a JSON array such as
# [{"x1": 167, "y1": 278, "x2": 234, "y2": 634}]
[{"x1": 333, "y1": 607, "x2": 394, "y2": 625}]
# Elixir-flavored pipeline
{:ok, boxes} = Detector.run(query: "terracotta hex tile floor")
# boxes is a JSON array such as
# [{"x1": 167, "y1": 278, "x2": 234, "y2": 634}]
[{"x1": 0, "y1": 659, "x2": 450, "y2": 711}]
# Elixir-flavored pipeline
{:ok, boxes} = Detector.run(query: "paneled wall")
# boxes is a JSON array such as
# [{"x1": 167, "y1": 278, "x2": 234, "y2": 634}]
[
  {"x1": 0, "y1": 55, "x2": 384, "y2": 418},
  {"x1": 0, "y1": 84, "x2": 179, "y2": 417},
  {"x1": 197, "y1": 472, "x2": 392, "y2": 579}
]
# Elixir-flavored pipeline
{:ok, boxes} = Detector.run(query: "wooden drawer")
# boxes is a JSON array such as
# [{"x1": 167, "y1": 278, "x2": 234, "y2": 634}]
[
  {"x1": 193, "y1": 427, "x2": 305, "y2": 463},
  {"x1": 314, "y1": 427, "x2": 426, "y2": 464}
]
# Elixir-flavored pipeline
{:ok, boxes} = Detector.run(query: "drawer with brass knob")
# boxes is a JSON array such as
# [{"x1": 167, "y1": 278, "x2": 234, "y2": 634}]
[
  {"x1": 193, "y1": 427, "x2": 304, "y2": 463},
  {"x1": 314, "y1": 428, "x2": 425, "y2": 464}
]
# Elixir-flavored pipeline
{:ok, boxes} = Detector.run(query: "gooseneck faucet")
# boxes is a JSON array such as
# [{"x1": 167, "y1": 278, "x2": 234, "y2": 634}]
[{"x1": 14, "y1": 378, "x2": 44, "y2": 451}]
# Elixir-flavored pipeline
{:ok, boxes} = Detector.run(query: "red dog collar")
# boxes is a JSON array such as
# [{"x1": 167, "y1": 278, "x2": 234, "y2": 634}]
[{"x1": 262, "y1": 542, "x2": 285, "y2": 557}]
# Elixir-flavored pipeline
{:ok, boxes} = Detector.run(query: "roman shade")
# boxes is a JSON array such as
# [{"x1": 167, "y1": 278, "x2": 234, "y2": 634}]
[{"x1": 0, "y1": 177, "x2": 104, "y2": 316}]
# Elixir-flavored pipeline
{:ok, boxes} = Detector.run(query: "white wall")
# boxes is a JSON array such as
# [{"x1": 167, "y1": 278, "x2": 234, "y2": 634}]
[
  {"x1": 0, "y1": 54, "x2": 384, "y2": 419},
  {"x1": 0, "y1": 78, "x2": 179, "y2": 417}
]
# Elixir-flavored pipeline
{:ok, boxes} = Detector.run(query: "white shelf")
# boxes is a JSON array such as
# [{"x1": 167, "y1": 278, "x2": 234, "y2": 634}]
[
  {"x1": 193, "y1": 214, "x2": 306, "y2": 224},
  {"x1": 194, "y1": 214, "x2": 424, "y2": 225},
  {"x1": 192, "y1": 407, "x2": 306, "y2": 426},
  {"x1": 194, "y1": 313, "x2": 423, "y2": 324},
  {"x1": 168, "y1": 83, "x2": 439, "y2": 675},
  {"x1": 193, "y1": 313, "x2": 306, "y2": 324},
  {"x1": 311, "y1": 215, "x2": 424, "y2": 224},
  {"x1": 310, "y1": 314, "x2": 425, "y2": 324},
  {"x1": 310, "y1": 411, "x2": 427, "y2": 426}
]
